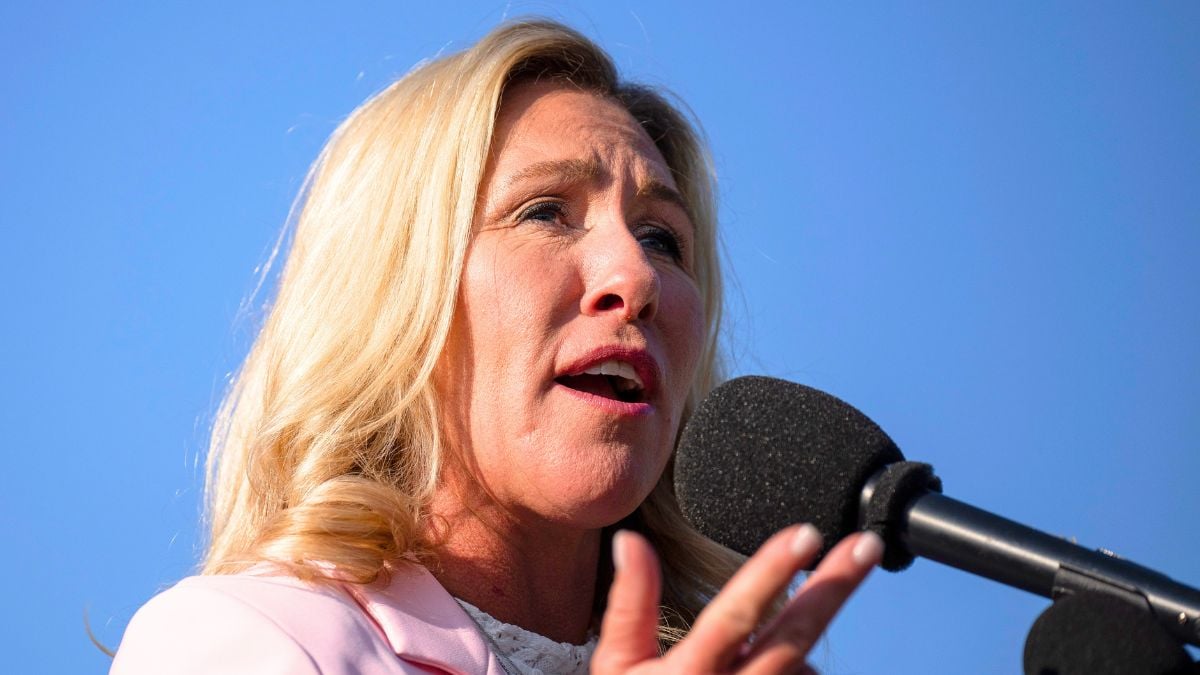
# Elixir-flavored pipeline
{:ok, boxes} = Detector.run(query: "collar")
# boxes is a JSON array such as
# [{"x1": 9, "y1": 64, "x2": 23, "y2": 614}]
[{"x1": 342, "y1": 564, "x2": 507, "y2": 675}]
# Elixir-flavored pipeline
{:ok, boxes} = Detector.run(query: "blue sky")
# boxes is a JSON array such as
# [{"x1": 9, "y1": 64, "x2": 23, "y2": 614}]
[{"x1": 2, "y1": 2, "x2": 1197, "y2": 672}]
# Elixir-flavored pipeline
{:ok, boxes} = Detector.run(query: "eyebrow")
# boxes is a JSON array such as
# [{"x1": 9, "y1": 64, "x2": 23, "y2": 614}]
[
  {"x1": 503, "y1": 158, "x2": 601, "y2": 190},
  {"x1": 503, "y1": 158, "x2": 690, "y2": 213},
  {"x1": 637, "y1": 179, "x2": 689, "y2": 214}
]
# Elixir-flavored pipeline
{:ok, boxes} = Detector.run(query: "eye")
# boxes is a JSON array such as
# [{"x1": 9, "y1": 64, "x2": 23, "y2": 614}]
[
  {"x1": 516, "y1": 200, "x2": 568, "y2": 225},
  {"x1": 635, "y1": 223, "x2": 684, "y2": 262}
]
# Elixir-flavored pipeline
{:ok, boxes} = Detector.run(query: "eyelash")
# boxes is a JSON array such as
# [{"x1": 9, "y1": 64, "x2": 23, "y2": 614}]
[
  {"x1": 516, "y1": 201, "x2": 567, "y2": 224},
  {"x1": 515, "y1": 200, "x2": 687, "y2": 263},
  {"x1": 634, "y1": 224, "x2": 685, "y2": 261}
]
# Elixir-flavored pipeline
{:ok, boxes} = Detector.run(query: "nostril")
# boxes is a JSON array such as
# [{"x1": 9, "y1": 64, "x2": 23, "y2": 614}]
[{"x1": 595, "y1": 293, "x2": 623, "y2": 312}]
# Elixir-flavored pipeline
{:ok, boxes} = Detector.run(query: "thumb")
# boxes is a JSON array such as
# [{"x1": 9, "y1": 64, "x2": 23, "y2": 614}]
[{"x1": 592, "y1": 530, "x2": 662, "y2": 672}]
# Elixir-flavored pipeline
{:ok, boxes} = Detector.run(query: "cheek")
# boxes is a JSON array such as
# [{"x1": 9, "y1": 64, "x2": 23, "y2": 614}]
[
  {"x1": 663, "y1": 279, "x2": 707, "y2": 380},
  {"x1": 467, "y1": 242, "x2": 576, "y2": 332},
  {"x1": 454, "y1": 241, "x2": 578, "y2": 439},
  {"x1": 458, "y1": 251, "x2": 538, "y2": 368}
]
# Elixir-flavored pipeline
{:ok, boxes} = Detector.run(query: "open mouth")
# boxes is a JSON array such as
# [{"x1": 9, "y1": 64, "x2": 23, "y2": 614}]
[{"x1": 555, "y1": 360, "x2": 647, "y2": 404}]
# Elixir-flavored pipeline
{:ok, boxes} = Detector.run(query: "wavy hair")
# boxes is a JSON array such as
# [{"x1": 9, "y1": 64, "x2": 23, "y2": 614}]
[{"x1": 202, "y1": 18, "x2": 740, "y2": 646}]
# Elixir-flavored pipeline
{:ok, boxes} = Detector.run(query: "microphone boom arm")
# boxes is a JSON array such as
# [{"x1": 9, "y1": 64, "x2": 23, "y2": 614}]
[{"x1": 861, "y1": 469, "x2": 1200, "y2": 647}]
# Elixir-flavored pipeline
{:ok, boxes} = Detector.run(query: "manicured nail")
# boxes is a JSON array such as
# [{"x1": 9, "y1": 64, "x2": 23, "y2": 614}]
[
  {"x1": 613, "y1": 530, "x2": 629, "y2": 572},
  {"x1": 791, "y1": 523, "x2": 822, "y2": 557},
  {"x1": 853, "y1": 531, "x2": 885, "y2": 566}
]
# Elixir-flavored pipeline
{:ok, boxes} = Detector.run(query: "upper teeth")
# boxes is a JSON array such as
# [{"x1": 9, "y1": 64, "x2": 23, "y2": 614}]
[{"x1": 583, "y1": 360, "x2": 644, "y2": 391}]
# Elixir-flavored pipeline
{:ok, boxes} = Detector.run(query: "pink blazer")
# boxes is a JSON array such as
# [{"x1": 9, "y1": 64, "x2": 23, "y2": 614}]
[{"x1": 111, "y1": 564, "x2": 507, "y2": 674}]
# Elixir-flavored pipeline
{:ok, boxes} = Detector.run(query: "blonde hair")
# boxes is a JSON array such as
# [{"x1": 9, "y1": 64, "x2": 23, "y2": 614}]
[{"x1": 203, "y1": 18, "x2": 741, "y2": 645}]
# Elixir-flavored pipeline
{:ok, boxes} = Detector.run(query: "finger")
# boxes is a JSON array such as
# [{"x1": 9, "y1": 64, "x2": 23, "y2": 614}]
[
  {"x1": 741, "y1": 531, "x2": 883, "y2": 674},
  {"x1": 592, "y1": 530, "x2": 662, "y2": 673},
  {"x1": 671, "y1": 523, "x2": 823, "y2": 672}
]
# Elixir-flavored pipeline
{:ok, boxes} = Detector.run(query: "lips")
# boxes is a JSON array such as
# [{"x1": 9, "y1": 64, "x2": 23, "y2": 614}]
[{"x1": 555, "y1": 347, "x2": 660, "y2": 407}]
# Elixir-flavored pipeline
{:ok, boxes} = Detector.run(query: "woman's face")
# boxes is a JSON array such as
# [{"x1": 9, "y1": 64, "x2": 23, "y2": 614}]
[{"x1": 435, "y1": 81, "x2": 705, "y2": 530}]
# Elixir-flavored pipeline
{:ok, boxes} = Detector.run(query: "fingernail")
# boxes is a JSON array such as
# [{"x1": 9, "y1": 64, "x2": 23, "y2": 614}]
[
  {"x1": 612, "y1": 530, "x2": 629, "y2": 572},
  {"x1": 852, "y1": 531, "x2": 884, "y2": 566},
  {"x1": 791, "y1": 523, "x2": 822, "y2": 557}
]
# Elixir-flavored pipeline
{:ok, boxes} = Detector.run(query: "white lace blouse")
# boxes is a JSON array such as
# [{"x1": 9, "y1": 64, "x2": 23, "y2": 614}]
[{"x1": 455, "y1": 599, "x2": 597, "y2": 675}]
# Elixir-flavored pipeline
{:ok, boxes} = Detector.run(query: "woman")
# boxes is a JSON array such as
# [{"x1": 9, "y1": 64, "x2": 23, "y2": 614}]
[{"x1": 113, "y1": 19, "x2": 882, "y2": 674}]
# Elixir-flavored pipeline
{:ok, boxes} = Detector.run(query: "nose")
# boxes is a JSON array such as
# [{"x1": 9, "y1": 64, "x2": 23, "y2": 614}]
[{"x1": 580, "y1": 225, "x2": 660, "y2": 322}]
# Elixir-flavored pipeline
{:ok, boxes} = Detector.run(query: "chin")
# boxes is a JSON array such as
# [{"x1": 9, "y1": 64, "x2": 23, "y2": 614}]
[
  {"x1": 543, "y1": 475, "x2": 661, "y2": 530},
  {"x1": 517, "y1": 433, "x2": 674, "y2": 528}
]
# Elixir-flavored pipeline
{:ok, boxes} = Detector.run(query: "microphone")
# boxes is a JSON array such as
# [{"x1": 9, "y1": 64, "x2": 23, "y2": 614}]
[
  {"x1": 674, "y1": 375, "x2": 1200, "y2": 648},
  {"x1": 1023, "y1": 592, "x2": 1198, "y2": 675}
]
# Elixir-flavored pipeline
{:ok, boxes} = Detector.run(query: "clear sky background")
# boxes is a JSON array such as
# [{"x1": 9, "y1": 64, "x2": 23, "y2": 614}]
[{"x1": 3, "y1": 2, "x2": 1197, "y2": 673}]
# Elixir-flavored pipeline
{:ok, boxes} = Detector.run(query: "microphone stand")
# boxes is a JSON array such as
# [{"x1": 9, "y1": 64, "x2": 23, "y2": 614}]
[
  {"x1": 858, "y1": 462, "x2": 1200, "y2": 647},
  {"x1": 857, "y1": 462, "x2": 1200, "y2": 671}
]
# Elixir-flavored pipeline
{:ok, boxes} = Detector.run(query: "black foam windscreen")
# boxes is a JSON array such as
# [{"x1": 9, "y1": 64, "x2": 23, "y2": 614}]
[
  {"x1": 857, "y1": 460, "x2": 941, "y2": 570},
  {"x1": 1023, "y1": 592, "x2": 1197, "y2": 675},
  {"x1": 675, "y1": 376, "x2": 903, "y2": 565}
]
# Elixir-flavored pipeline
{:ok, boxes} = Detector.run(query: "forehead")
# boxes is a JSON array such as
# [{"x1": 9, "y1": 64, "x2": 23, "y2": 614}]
[{"x1": 488, "y1": 81, "x2": 676, "y2": 188}]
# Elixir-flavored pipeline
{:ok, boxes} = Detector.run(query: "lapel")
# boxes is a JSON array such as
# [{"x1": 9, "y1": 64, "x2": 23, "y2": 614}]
[{"x1": 343, "y1": 564, "x2": 507, "y2": 675}]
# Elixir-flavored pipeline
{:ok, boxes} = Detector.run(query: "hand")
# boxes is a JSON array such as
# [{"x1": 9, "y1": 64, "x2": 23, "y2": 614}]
[{"x1": 592, "y1": 525, "x2": 883, "y2": 674}]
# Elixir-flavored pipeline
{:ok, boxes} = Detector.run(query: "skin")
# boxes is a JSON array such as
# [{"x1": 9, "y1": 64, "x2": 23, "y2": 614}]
[
  {"x1": 436, "y1": 81, "x2": 704, "y2": 534},
  {"x1": 429, "y1": 81, "x2": 882, "y2": 669},
  {"x1": 596, "y1": 527, "x2": 882, "y2": 674}
]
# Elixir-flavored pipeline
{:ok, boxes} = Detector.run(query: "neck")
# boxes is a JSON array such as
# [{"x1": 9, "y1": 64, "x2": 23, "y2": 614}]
[{"x1": 425, "y1": 486, "x2": 602, "y2": 645}]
